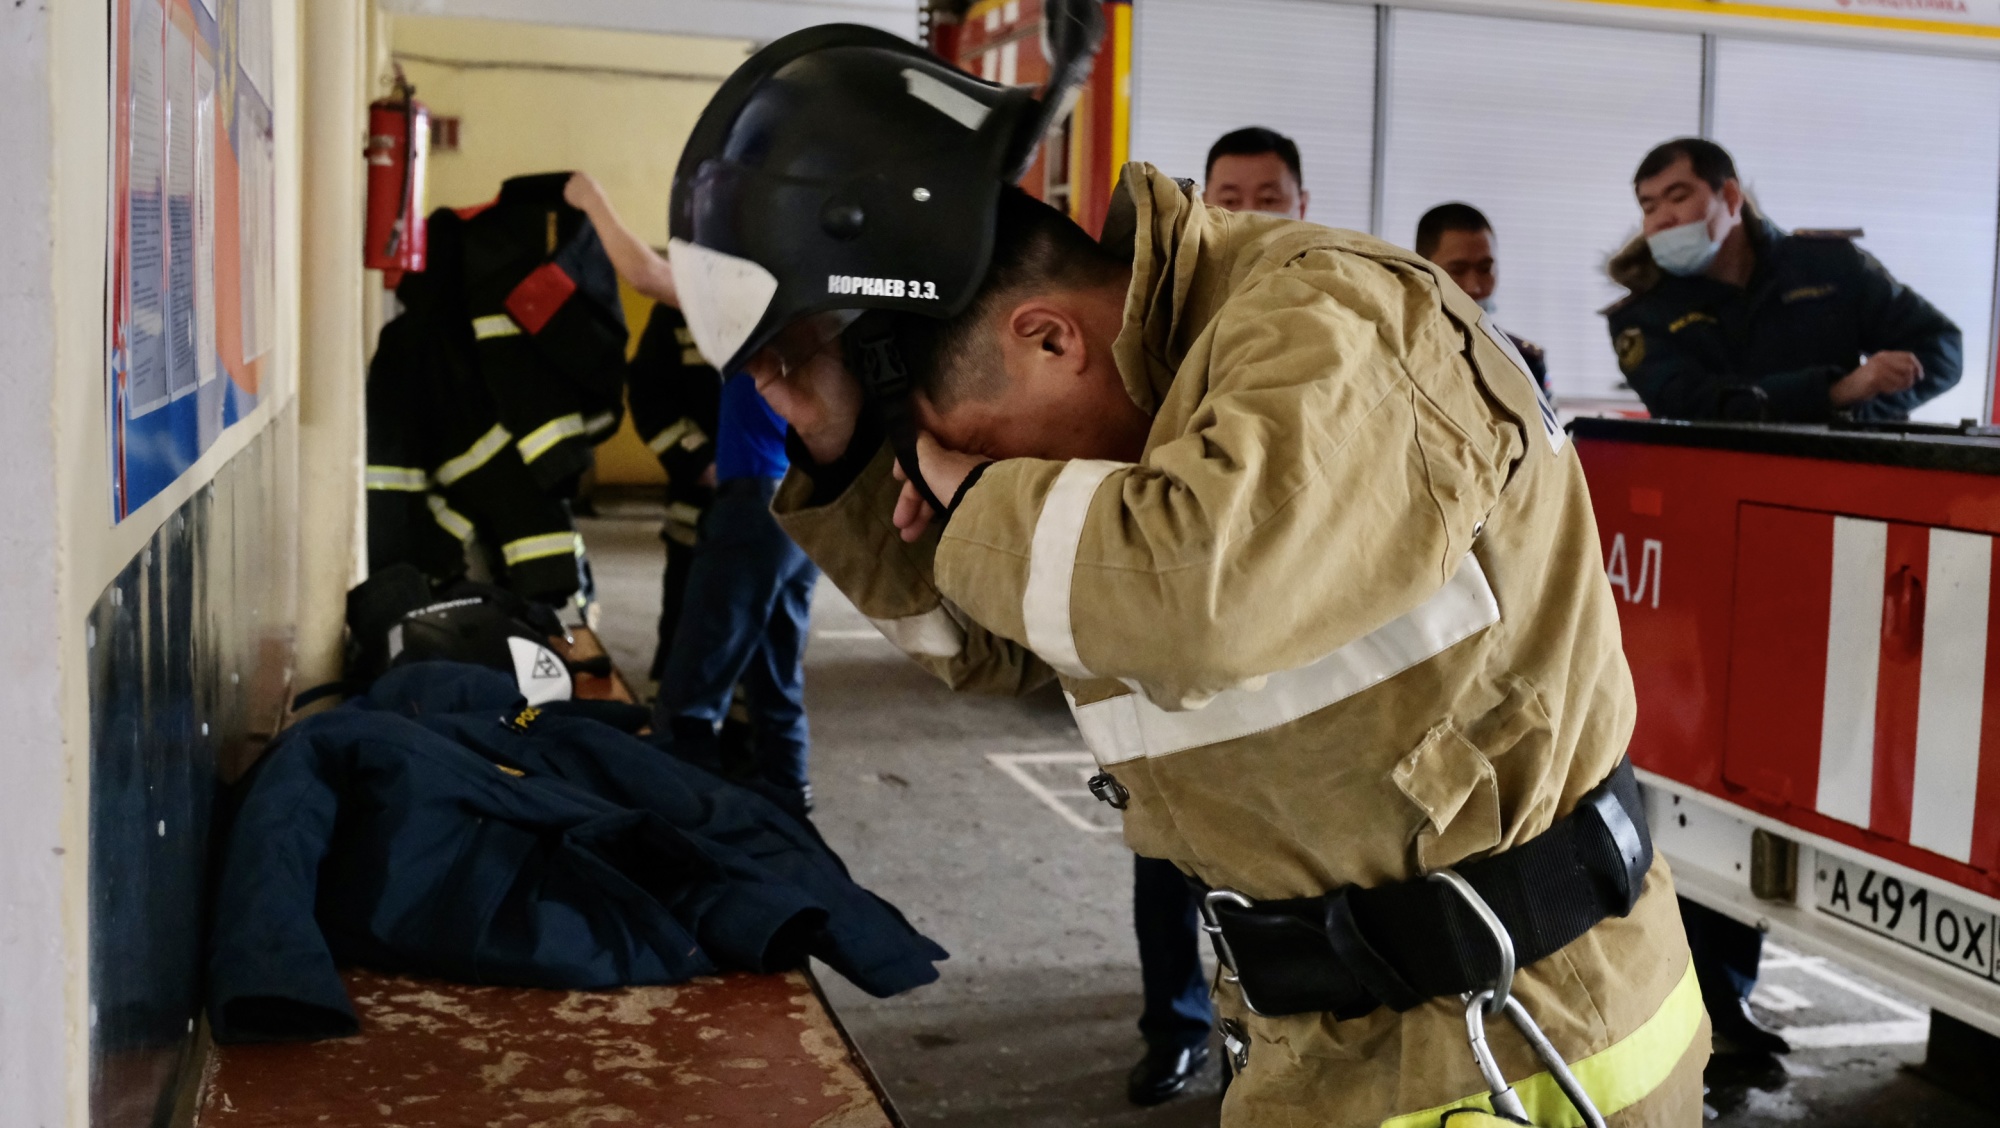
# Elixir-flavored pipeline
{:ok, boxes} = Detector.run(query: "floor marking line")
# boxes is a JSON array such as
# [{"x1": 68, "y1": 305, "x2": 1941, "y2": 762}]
[
  {"x1": 986, "y1": 753, "x2": 1118, "y2": 834},
  {"x1": 1779, "y1": 1019, "x2": 1929, "y2": 1048},
  {"x1": 1000, "y1": 752, "x2": 1105, "y2": 764},
  {"x1": 1760, "y1": 943, "x2": 1927, "y2": 1021},
  {"x1": 1749, "y1": 983, "x2": 1813, "y2": 1013},
  {"x1": 1784, "y1": 957, "x2": 1928, "y2": 1020}
]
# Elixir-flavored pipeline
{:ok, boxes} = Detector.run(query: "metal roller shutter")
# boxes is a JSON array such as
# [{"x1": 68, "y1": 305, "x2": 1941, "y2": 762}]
[
  {"x1": 1129, "y1": 0, "x2": 1377, "y2": 234},
  {"x1": 1380, "y1": 9, "x2": 1702, "y2": 402},
  {"x1": 1712, "y1": 37, "x2": 2000, "y2": 425}
]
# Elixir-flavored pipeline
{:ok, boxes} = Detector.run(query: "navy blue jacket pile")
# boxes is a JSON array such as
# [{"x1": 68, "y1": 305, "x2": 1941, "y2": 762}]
[{"x1": 206, "y1": 662, "x2": 946, "y2": 1043}]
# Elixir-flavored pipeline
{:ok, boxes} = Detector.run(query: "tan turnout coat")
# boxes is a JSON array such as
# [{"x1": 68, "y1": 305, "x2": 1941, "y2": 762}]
[{"x1": 775, "y1": 165, "x2": 1706, "y2": 1127}]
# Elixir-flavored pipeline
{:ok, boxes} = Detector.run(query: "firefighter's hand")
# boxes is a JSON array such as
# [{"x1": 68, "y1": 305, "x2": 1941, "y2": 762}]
[
  {"x1": 1833, "y1": 350, "x2": 1922, "y2": 406},
  {"x1": 749, "y1": 333, "x2": 862, "y2": 465},
  {"x1": 891, "y1": 433, "x2": 986, "y2": 543}
]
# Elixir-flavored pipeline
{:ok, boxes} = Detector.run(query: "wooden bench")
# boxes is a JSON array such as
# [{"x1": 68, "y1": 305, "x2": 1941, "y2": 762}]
[{"x1": 199, "y1": 628, "x2": 901, "y2": 1127}]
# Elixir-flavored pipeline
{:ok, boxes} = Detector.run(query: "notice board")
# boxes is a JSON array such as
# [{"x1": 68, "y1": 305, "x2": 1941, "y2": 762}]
[{"x1": 108, "y1": 0, "x2": 276, "y2": 522}]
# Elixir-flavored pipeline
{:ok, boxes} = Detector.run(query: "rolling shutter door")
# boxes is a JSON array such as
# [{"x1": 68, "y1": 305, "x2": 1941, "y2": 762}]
[
  {"x1": 1380, "y1": 9, "x2": 1702, "y2": 401},
  {"x1": 1129, "y1": 0, "x2": 1377, "y2": 234},
  {"x1": 1712, "y1": 38, "x2": 2000, "y2": 425}
]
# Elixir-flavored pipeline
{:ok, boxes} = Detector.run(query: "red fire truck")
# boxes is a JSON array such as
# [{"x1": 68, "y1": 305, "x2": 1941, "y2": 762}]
[{"x1": 1574, "y1": 417, "x2": 2000, "y2": 1041}]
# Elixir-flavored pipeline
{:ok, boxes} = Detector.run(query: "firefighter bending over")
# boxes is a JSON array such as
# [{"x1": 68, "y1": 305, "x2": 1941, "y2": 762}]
[{"x1": 666, "y1": 15, "x2": 1707, "y2": 1125}]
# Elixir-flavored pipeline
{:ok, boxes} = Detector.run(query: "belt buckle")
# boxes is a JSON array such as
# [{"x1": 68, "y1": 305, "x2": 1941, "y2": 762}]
[{"x1": 1197, "y1": 888, "x2": 1274, "y2": 1018}]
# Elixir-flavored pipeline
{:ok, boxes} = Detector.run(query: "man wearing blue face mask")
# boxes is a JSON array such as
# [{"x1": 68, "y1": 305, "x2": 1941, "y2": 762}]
[{"x1": 1605, "y1": 137, "x2": 1959, "y2": 422}]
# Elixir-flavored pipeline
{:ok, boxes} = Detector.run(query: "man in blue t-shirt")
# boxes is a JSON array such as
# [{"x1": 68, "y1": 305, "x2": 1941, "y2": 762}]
[{"x1": 568, "y1": 174, "x2": 819, "y2": 815}]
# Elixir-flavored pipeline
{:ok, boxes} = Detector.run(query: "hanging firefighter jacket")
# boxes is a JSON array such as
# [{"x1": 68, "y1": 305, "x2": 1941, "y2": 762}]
[
  {"x1": 461, "y1": 173, "x2": 629, "y2": 489},
  {"x1": 365, "y1": 176, "x2": 626, "y2": 603},
  {"x1": 627, "y1": 303, "x2": 721, "y2": 535},
  {"x1": 365, "y1": 311, "x2": 472, "y2": 586}
]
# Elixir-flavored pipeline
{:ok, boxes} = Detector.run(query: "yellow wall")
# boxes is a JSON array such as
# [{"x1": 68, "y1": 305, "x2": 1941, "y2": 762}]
[{"x1": 388, "y1": 15, "x2": 753, "y2": 486}]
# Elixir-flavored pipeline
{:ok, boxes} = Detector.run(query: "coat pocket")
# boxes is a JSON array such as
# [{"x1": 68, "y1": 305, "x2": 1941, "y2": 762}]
[{"x1": 1392, "y1": 721, "x2": 1502, "y2": 872}]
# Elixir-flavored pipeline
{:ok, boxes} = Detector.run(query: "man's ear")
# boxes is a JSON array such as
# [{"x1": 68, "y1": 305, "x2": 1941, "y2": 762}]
[
  {"x1": 1007, "y1": 301, "x2": 1085, "y2": 369},
  {"x1": 1297, "y1": 188, "x2": 1311, "y2": 220},
  {"x1": 1721, "y1": 178, "x2": 1744, "y2": 217}
]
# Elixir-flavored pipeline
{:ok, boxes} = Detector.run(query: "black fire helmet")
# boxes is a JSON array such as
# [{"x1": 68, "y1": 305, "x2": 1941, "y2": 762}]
[{"x1": 667, "y1": 5, "x2": 1105, "y2": 512}]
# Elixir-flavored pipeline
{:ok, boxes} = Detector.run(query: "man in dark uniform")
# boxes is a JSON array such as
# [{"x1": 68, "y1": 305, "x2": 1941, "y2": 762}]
[
  {"x1": 626, "y1": 303, "x2": 722, "y2": 681},
  {"x1": 1416, "y1": 202, "x2": 1549, "y2": 392},
  {"x1": 1606, "y1": 137, "x2": 1960, "y2": 422},
  {"x1": 1605, "y1": 137, "x2": 1961, "y2": 1069}
]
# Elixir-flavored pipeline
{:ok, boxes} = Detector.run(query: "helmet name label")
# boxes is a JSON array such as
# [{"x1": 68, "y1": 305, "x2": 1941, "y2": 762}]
[{"x1": 829, "y1": 275, "x2": 939, "y2": 301}]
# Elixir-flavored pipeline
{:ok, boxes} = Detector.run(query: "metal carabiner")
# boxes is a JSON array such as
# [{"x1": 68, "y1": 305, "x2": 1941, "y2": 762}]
[
  {"x1": 1200, "y1": 884, "x2": 1248, "y2": 984},
  {"x1": 1197, "y1": 888, "x2": 1274, "y2": 1017},
  {"x1": 1430, "y1": 870, "x2": 1607, "y2": 1128}
]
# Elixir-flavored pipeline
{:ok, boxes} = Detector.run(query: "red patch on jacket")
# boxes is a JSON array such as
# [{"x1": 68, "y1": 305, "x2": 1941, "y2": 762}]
[{"x1": 505, "y1": 263, "x2": 577, "y2": 334}]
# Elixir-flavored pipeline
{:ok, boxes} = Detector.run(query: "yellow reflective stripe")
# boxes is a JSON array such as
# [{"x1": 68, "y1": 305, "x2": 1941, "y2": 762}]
[
  {"x1": 584, "y1": 411, "x2": 618, "y2": 437},
  {"x1": 365, "y1": 465, "x2": 429, "y2": 492},
  {"x1": 472, "y1": 313, "x2": 521, "y2": 339},
  {"x1": 433, "y1": 424, "x2": 512, "y2": 486},
  {"x1": 646, "y1": 417, "x2": 699, "y2": 455},
  {"x1": 516, "y1": 413, "x2": 587, "y2": 464},
  {"x1": 665, "y1": 501, "x2": 703, "y2": 526},
  {"x1": 426, "y1": 494, "x2": 474, "y2": 542},
  {"x1": 502, "y1": 531, "x2": 583, "y2": 566},
  {"x1": 1379, "y1": 960, "x2": 1702, "y2": 1128}
]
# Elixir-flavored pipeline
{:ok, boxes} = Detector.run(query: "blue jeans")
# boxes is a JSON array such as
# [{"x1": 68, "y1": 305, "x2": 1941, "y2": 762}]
[
  {"x1": 1135, "y1": 854, "x2": 1214, "y2": 1052},
  {"x1": 656, "y1": 477, "x2": 818, "y2": 792}
]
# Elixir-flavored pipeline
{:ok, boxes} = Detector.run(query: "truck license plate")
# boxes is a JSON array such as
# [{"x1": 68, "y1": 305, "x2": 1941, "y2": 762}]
[{"x1": 1815, "y1": 857, "x2": 1999, "y2": 983}]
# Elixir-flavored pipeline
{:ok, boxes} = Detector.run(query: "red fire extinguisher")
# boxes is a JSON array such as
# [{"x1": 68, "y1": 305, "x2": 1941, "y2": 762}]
[{"x1": 364, "y1": 70, "x2": 430, "y2": 287}]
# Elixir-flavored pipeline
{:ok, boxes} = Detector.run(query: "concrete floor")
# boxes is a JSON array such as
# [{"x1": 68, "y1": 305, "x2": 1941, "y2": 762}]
[{"x1": 579, "y1": 507, "x2": 1999, "y2": 1128}]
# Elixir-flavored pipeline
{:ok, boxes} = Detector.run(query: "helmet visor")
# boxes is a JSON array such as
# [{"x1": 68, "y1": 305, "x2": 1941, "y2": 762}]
[{"x1": 668, "y1": 236, "x2": 780, "y2": 373}]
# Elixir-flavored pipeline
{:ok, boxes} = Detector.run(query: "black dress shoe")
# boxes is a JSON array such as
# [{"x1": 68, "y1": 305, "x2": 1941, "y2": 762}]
[
  {"x1": 1127, "y1": 1042, "x2": 1210, "y2": 1106},
  {"x1": 1710, "y1": 997, "x2": 1791, "y2": 1055}
]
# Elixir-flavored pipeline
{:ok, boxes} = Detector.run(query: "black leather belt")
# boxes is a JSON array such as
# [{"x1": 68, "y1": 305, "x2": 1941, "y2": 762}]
[{"x1": 1197, "y1": 757, "x2": 1651, "y2": 1019}]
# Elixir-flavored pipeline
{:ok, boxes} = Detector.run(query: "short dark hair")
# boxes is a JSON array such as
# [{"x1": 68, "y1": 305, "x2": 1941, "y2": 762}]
[
  {"x1": 1204, "y1": 127, "x2": 1303, "y2": 187},
  {"x1": 1414, "y1": 202, "x2": 1492, "y2": 259},
  {"x1": 1634, "y1": 137, "x2": 1737, "y2": 191},
  {"x1": 899, "y1": 187, "x2": 1127, "y2": 409}
]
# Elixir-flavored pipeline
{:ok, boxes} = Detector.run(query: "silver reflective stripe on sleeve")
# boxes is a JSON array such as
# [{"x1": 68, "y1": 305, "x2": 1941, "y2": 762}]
[
  {"x1": 1067, "y1": 552, "x2": 1501, "y2": 767},
  {"x1": 426, "y1": 494, "x2": 475, "y2": 542},
  {"x1": 584, "y1": 411, "x2": 618, "y2": 437},
  {"x1": 365, "y1": 465, "x2": 429, "y2": 492},
  {"x1": 517, "y1": 413, "x2": 588, "y2": 464},
  {"x1": 1021, "y1": 459, "x2": 1127, "y2": 679},
  {"x1": 665, "y1": 501, "x2": 704, "y2": 527},
  {"x1": 647, "y1": 418, "x2": 699, "y2": 455},
  {"x1": 867, "y1": 606, "x2": 966, "y2": 659},
  {"x1": 502, "y1": 531, "x2": 584, "y2": 566},
  {"x1": 434, "y1": 424, "x2": 513, "y2": 486}
]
